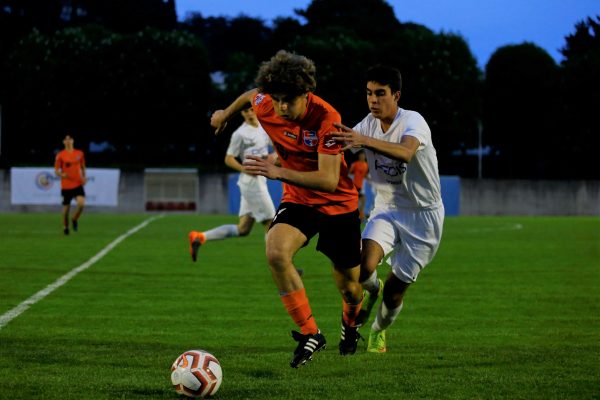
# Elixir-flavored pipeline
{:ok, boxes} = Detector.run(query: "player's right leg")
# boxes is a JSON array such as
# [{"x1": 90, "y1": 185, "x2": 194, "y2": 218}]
[
  {"x1": 290, "y1": 329, "x2": 326, "y2": 368},
  {"x1": 266, "y1": 205, "x2": 324, "y2": 367},
  {"x1": 187, "y1": 220, "x2": 240, "y2": 262},
  {"x1": 188, "y1": 231, "x2": 206, "y2": 262},
  {"x1": 236, "y1": 214, "x2": 255, "y2": 237},
  {"x1": 61, "y1": 189, "x2": 72, "y2": 235},
  {"x1": 71, "y1": 194, "x2": 85, "y2": 232}
]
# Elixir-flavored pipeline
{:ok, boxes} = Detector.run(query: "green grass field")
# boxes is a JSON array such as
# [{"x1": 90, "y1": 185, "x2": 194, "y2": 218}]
[{"x1": 0, "y1": 213, "x2": 599, "y2": 399}]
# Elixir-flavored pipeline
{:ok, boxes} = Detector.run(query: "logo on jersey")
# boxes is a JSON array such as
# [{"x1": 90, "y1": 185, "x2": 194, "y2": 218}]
[
  {"x1": 254, "y1": 93, "x2": 265, "y2": 105},
  {"x1": 374, "y1": 159, "x2": 407, "y2": 179},
  {"x1": 284, "y1": 131, "x2": 297, "y2": 140},
  {"x1": 323, "y1": 134, "x2": 339, "y2": 149},
  {"x1": 303, "y1": 130, "x2": 318, "y2": 147}
]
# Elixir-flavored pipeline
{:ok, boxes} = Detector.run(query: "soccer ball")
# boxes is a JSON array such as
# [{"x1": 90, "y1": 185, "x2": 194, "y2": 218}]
[{"x1": 171, "y1": 350, "x2": 223, "y2": 398}]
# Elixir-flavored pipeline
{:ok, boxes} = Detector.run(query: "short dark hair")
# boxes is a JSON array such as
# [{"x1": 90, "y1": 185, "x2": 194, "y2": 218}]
[
  {"x1": 255, "y1": 50, "x2": 317, "y2": 96},
  {"x1": 365, "y1": 65, "x2": 402, "y2": 93}
]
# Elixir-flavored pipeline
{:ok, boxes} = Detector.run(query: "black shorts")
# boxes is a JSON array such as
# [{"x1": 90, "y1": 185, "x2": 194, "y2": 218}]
[
  {"x1": 61, "y1": 186, "x2": 85, "y2": 205},
  {"x1": 270, "y1": 202, "x2": 361, "y2": 269}
]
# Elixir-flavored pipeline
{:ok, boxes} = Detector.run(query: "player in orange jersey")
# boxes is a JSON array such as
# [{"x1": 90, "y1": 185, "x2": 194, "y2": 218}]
[
  {"x1": 209, "y1": 50, "x2": 363, "y2": 368},
  {"x1": 349, "y1": 151, "x2": 369, "y2": 222},
  {"x1": 54, "y1": 134, "x2": 87, "y2": 235}
]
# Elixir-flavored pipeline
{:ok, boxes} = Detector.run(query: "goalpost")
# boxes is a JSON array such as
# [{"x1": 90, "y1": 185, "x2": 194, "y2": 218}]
[{"x1": 143, "y1": 168, "x2": 199, "y2": 211}]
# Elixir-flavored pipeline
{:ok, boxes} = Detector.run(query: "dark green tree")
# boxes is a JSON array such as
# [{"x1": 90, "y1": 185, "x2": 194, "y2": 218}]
[
  {"x1": 559, "y1": 16, "x2": 600, "y2": 178},
  {"x1": 2, "y1": 26, "x2": 212, "y2": 166},
  {"x1": 181, "y1": 13, "x2": 271, "y2": 72},
  {"x1": 296, "y1": 0, "x2": 401, "y2": 42},
  {"x1": 483, "y1": 43, "x2": 560, "y2": 178},
  {"x1": 289, "y1": 0, "x2": 482, "y2": 176}
]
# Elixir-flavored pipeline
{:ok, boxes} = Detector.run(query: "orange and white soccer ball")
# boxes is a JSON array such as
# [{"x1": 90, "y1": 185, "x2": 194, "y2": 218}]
[{"x1": 171, "y1": 350, "x2": 223, "y2": 398}]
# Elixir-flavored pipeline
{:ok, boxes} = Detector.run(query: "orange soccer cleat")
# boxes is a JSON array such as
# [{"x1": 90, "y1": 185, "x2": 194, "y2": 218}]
[{"x1": 188, "y1": 231, "x2": 206, "y2": 262}]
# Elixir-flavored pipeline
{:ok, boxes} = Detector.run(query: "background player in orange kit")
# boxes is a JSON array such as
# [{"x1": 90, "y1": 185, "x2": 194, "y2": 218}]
[
  {"x1": 349, "y1": 150, "x2": 369, "y2": 222},
  {"x1": 209, "y1": 50, "x2": 363, "y2": 368},
  {"x1": 54, "y1": 134, "x2": 87, "y2": 235}
]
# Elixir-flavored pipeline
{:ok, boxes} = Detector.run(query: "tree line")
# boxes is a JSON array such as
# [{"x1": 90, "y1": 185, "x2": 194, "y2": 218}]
[{"x1": 0, "y1": 0, "x2": 598, "y2": 178}]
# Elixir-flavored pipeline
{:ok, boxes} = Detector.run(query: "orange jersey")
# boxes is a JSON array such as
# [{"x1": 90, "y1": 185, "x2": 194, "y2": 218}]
[
  {"x1": 349, "y1": 160, "x2": 368, "y2": 190},
  {"x1": 252, "y1": 92, "x2": 358, "y2": 215},
  {"x1": 54, "y1": 149, "x2": 86, "y2": 189}
]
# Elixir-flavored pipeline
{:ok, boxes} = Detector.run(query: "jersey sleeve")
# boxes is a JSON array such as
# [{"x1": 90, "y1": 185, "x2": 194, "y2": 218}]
[
  {"x1": 318, "y1": 111, "x2": 343, "y2": 155},
  {"x1": 226, "y1": 130, "x2": 243, "y2": 157},
  {"x1": 252, "y1": 92, "x2": 270, "y2": 118},
  {"x1": 403, "y1": 112, "x2": 430, "y2": 147}
]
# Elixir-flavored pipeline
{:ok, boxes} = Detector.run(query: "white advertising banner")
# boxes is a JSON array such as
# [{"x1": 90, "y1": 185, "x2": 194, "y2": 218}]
[{"x1": 10, "y1": 167, "x2": 120, "y2": 206}]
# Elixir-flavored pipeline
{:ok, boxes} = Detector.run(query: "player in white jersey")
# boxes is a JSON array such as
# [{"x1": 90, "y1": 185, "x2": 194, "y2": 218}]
[
  {"x1": 333, "y1": 65, "x2": 444, "y2": 352},
  {"x1": 188, "y1": 106, "x2": 276, "y2": 261}
]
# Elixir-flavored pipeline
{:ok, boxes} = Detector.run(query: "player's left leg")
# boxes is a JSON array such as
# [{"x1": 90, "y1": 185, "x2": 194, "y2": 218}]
[
  {"x1": 71, "y1": 195, "x2": 85, "y2": 232},
  {"x1": 368, "y1": 206, "x2": 444, "y2": 353},
  {"x1": 332, "y1": 264, "x2": 363, "y2": 355},
  {"x1": 317, "y1": 209, "x2": 363, "y2": 356},
  {"x1": 368, "y1": 273, "x2": 408, "y2": 353}
]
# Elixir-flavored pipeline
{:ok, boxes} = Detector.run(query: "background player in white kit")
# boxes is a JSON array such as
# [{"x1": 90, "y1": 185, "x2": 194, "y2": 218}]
[
  {"x1": 334, "y1": 65, "x2": 444, "y2": 352},
  {"x1": 189, "y1": 106, "x2": 276, "y2": 261}
]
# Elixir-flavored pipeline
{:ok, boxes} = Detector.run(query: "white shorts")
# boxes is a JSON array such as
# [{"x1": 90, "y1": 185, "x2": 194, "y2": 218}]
[
  {"x1": 238, "y1": 182, "x2": 276, "y2": 223},
  {"x1": 362, "y1": 205, "x2": 444, "y2": 283}
]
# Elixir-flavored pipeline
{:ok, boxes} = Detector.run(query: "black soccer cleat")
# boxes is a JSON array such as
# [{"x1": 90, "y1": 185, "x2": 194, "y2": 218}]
[
  {"x1": 339, "y1": 319, "x2": 363, "y2": 356},
  {"x1": 290, "y1": 330, "x2": 326, "y2": 368},
  {"x1": 63, "y1": 227, "x2": 69, "y2": 235},
  {"x1": 72, "y1": 219, "x2": 78, "y2": 232}
]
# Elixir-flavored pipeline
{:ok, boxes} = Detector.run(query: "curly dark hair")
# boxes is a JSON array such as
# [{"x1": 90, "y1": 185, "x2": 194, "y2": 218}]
[{"x1": 255, "y1": 50, "x2": 317, "y2": 96}]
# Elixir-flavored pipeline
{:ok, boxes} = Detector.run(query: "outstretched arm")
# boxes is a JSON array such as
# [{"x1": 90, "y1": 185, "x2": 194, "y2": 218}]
[
  {"x1": 243, "y1": 152, "x2": 342, "y2": 193},
  {"x1": 210, "y1": 89, "x2": 258, "y2": 135},
  {"x1": 333, "y1": 122, "x2": 420, "y2": 163}
]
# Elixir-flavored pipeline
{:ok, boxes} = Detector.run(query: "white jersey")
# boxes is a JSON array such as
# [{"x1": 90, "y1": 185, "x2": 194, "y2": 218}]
[
  {"x1": 353, "y1": 108, "x2": 442, "y2": 209},
  {"x1": 226, "y1": 122, "x2": 272, "y2": 189}
]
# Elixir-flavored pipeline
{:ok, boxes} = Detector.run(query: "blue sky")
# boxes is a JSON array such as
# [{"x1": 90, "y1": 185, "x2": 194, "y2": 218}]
[{"x1": 175, "y1": 0, "x2": 599, "y2": 68}]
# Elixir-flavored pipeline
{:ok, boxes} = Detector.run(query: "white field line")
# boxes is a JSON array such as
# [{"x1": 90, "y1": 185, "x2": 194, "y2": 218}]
[
  {"x1": 0, "y1": 214, "x2": 164, "y2": 330},
  {"x1": 464, "y1": 223, "x2": 523, "y2": 233}
]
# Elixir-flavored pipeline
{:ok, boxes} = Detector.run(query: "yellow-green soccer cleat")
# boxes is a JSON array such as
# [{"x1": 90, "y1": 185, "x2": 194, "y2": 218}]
[
  {"x1": 367, "y1": 329, "x2": 387, "y2": 353},
  {"x1": 355, "y1": 278, "x2": 384, "y2": 326}
]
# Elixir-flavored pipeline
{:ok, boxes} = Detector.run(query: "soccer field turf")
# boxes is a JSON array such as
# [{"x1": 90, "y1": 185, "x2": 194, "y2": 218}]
[{"x1": 0, "y1": 214, "x2": 598, "y2": 399}]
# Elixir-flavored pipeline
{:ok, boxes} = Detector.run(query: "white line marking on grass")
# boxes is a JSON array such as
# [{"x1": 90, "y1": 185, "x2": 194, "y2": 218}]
[
  {"x1": 0, "y1": 214, "x2": 164, "y2": 330},
  {"x1": 465, "y1": 223, "x2": 523, "y2": 233}
]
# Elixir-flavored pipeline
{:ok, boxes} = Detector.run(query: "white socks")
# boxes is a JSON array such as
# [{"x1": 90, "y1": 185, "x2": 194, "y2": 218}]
[
  {"x1": 204, "y1": 224, "x2": 239, "y2": 241},
  {"x1": 361, "y1": 271, "x2": 381, "y2": 296},
  {"x1": 371, "y1": 301, "x2": 403, "y2": 332}
]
